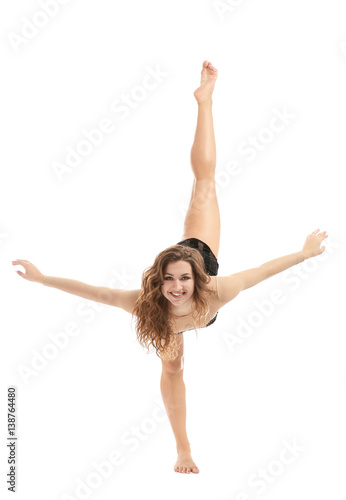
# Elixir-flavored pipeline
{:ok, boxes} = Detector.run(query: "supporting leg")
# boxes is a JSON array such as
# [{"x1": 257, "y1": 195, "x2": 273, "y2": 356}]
[
  {"x1": 160, "y1": 366, "x2": 200, "y2": 474},
  {"x1": 160, "y1": 336, "x2": 199, "y2": 474},
  {"x1": 160, "y1": 368, "x2": 190, "y2": 452}
]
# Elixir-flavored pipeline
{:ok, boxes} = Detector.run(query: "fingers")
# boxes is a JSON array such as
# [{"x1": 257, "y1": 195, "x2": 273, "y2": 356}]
[
  {"x1": 12, "y1": 260, "x2": 28, "y2": 277},
  {"x1": 317, "y1": 231, "x2": 328, "y2": 241},
  {"x1": 311, "y1": 229, "x2": 328, "y2": 239},
  {"x1": 12, "y1": 259, "x2": 30, "y2": 266},
  {"x1": 311, "y1": 229, "x2": 326, "y2": 235}
]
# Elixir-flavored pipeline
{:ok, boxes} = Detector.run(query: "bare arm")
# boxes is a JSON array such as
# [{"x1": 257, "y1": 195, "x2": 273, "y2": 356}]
[
  {"x1": 12, "y1": 259, "x2": 140, "y2": 313},
  {"x1": 216, "y1": 229, "x2": 328, "y2": 306},
  {"x1": 43, "y1": 276, "x2": 140, "y2": 313}
]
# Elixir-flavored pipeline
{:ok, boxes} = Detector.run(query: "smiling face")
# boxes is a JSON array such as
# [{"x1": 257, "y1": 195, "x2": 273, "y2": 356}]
[{"x1": 161, "y1": 260, "x2": 195, "y2": 305}]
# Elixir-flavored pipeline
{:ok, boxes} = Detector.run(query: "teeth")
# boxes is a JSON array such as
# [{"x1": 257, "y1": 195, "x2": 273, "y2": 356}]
[{"x1": 172, "y1": 293, "x2": 183, "y2": 296}]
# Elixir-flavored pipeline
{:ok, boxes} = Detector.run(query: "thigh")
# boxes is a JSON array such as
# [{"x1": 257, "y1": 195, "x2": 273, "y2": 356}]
[
  {"x1": 161, "y1": 333, "x2": 184, "y2": 373},
  {"x1": 181, "y1": 178, "x2": 221, "y2": 258}
]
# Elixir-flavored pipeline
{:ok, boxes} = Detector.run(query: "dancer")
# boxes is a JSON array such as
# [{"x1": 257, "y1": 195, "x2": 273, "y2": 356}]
[{"x1": 12, "y1": 60, "x2": 328, "y2": 474}]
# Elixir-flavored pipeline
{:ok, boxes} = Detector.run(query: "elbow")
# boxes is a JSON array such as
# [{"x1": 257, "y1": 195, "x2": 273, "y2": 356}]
[
  {"x1": 257, "y1": 264, "x2": 271, "y2": 282},
  {"x1": 95, "y1": 287, "x2": 116, "y2": 306}
]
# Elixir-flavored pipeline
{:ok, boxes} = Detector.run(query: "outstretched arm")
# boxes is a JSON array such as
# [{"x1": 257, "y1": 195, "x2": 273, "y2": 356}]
[
  {"x1": 12, "y1": 259, "x2": 139, "y2": 313},
  {"x1": 216, "y1": 229, "x2": 328, "y2": 306}
]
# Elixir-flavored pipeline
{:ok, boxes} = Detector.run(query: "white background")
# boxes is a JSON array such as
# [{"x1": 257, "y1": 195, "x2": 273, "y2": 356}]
[{"x1": 1, "y1": 0, "x2": 345, "y2": 499}]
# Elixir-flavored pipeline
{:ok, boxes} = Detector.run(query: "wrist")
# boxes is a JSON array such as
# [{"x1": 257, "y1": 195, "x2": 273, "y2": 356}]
[
  {"x1": 41, "y1": 275, "x2": 47, "y2": 285},
  {"x1": 297, "y1": 251, "x2": 306, "y2": 263}
]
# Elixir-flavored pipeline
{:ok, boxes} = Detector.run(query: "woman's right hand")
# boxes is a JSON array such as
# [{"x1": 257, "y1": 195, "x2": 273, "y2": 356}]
[{"x1": 12, "y1": 259, "x2": 45, "y2": 284}]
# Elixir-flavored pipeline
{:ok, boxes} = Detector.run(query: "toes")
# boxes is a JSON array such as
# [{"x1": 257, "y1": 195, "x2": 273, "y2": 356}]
[
  {"x1": 208, "y1": 62, "x2": 217, "y2": 72},
  {"x1": 174, "y1": 463, "x2": 198, "y2": 474},
  {"x1": 177, "y1": 467, "x2": 183, "y2": 473}
]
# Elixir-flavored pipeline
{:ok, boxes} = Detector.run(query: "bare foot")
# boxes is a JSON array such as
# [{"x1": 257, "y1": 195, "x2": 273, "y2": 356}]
[
  {"x1": 193, "y1": 60, "x2": 218, "y2": 104},
  {"x1": 174, "y1": 452, "x2": 200, "y2": 474}
]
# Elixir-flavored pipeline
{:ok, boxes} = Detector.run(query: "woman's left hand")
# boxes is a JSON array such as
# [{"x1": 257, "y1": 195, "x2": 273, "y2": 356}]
[{"x1": 302, "y1": 229, "x2": 328, "y2": 259}]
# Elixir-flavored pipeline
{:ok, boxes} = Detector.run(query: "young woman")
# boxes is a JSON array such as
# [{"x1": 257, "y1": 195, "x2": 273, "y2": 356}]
[{"x1": 12, "y1": 60, "x2": 328, "y2": 475}]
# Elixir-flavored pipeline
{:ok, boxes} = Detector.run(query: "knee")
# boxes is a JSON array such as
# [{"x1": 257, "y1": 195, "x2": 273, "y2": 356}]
[
  {"x1": 161, "y1": 354, "x2": 184, "y2": 375},
  {"x1": 191, "y1": 180, "x2": 217, "y2": 208}
]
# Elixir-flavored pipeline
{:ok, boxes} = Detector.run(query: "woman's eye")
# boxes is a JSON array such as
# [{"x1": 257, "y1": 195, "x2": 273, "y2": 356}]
[{"x1": 164, "y1": 276, "x2": 190, "y2": 280}]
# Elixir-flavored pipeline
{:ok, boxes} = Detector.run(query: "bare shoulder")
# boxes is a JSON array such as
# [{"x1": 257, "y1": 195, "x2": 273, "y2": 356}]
[
  {"x1": 207, "y1": 275, "x2": 219, "y2": 294},
  {"x1": 111, "y1": 288, "x2": 141, "y2": 314},
  {"x1": 207, "y1": 276, "x2": 223, "y2": 311},
  {"x1": 208, "y1": 274, "x2": 243, "y2": 309}
]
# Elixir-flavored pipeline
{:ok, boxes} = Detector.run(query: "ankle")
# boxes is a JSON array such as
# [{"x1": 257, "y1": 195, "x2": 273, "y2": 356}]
[
  {"x1": 197, "y1": 98, "x2": 213, "y2": 107},
  {"x1": 177, "y1": 445, "x2": 191, "y2": 455}
]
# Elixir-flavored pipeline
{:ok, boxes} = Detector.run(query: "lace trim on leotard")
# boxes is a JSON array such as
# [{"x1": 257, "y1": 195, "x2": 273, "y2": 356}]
[
  {"x1": 175, "y1": 308, "x2": 219, "y2": 335},
  {"x1": 175, "y1": 277, "x2": 219, "y2": 335}
]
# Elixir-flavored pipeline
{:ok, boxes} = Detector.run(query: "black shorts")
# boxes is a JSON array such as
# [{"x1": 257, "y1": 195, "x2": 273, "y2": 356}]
[{"x1": 176, "y1": 237, "x2": 219, "y2": 276}]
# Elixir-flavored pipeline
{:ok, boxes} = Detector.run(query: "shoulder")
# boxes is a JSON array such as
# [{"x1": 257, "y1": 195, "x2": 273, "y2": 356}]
[
  {"x1": 208, "y1": 274, "x2": 243, "y2": 309},
  {"x1": 207, "y1": 275, "x2": 218, "y2": 294}
]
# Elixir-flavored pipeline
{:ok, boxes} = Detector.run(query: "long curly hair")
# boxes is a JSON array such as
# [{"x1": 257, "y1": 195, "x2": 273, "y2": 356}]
[{"x1": 132, "y1": 244, "x2": 214, "y2": 361}]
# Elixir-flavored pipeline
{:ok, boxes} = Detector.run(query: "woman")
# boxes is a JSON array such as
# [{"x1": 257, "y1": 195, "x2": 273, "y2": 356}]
[{"x1": 12, "y1": 60, "x2": 328, "y2": 475}]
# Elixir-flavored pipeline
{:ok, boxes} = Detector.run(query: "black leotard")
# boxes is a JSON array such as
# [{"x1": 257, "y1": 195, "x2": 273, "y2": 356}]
[{"x1": 175, "y1": 237, "x2": 219, "y2": 334}]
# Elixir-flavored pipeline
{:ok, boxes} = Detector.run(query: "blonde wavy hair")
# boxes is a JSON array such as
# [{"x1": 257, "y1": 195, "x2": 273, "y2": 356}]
[{"x1": 132, "y1": 244, "x2": 214, "y2": 361}]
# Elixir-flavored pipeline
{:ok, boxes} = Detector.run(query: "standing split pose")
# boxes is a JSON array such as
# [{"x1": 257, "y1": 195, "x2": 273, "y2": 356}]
[{"x1": 12, "y1": 61, "x2": 328, "y2": 474}]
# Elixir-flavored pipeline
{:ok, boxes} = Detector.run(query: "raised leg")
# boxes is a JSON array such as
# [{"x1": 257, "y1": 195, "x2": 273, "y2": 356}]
[{"x1": 180, "y1": 61, "x2": 221, "y2": 258}]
